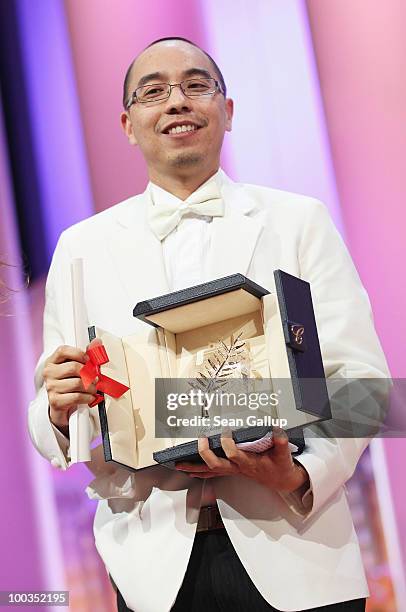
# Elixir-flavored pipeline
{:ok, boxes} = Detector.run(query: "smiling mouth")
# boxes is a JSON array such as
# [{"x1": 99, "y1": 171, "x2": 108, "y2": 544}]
[{"x1": 162, "y1": 124, "x2": 202, "y2": 135}]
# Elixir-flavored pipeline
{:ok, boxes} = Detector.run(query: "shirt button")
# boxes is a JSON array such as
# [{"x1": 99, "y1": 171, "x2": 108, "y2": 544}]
[{"x1": 51, "y1": 457, "x2": 61, "y2": 468}]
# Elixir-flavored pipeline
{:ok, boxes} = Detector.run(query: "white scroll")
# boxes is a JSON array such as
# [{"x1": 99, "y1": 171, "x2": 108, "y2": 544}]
[{"x1": 69, "y1": 258, "x2": 92, "y2": 463}]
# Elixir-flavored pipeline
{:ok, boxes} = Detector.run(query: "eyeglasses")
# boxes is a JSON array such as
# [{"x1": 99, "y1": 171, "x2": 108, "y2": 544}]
[{"x1": 126, "y1": 77, "x2": 224, "y2": 109}]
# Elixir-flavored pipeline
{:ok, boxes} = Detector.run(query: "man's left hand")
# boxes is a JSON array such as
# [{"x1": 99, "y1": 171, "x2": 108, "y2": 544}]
[{"x1": 175, "y1": 428, "x2": 309, "y2": 494}]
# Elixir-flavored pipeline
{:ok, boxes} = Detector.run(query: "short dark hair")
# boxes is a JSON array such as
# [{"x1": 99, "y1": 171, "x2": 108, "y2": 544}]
[{"x1": 122, "y1": 37, "x2": 227, "y2": 109}]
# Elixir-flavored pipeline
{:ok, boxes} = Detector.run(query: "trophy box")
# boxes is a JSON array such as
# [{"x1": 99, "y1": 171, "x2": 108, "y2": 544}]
[{"x1": 88, "y1": 271, "x2": 331, "y2": 471}]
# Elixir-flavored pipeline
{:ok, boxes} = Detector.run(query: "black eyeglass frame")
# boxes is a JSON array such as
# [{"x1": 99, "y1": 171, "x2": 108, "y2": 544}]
[{"x1": 126, "y1": 77, "x2": 224, "y2": 110}]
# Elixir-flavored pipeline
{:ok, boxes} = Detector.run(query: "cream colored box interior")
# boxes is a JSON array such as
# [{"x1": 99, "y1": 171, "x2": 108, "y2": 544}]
[{"x1": 96, "y1": 289, "x2": 319, "y2": 471}]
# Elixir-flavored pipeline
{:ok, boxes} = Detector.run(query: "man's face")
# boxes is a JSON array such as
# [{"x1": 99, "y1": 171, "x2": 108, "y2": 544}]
[{"x1": 121, "y1": 41, "x2": 233, "y2": 177}]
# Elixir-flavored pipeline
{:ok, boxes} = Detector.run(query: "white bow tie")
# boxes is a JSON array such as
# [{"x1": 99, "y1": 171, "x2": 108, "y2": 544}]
[{"x1": 148, "y1": 180, "x2": 224, "y2": 241}]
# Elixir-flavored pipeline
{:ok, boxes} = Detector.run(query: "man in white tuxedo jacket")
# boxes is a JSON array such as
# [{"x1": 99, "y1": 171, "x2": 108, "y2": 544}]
[{"x1": 28, "y1": 38, "x2": 389, "y2": 612}]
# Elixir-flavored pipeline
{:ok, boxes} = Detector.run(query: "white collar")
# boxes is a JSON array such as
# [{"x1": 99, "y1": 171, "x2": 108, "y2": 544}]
[{"x1": 148, "y1": 168, "x2": 224, "y2": 209}]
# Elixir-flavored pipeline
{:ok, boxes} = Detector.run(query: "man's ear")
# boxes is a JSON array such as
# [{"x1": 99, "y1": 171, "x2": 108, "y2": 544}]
[
  {"x1": 120, "y1": 111, "x2": 138, "y2": 146},
  {"x1": 225, "y1": 98, "x2": 234, "y2": 132}
]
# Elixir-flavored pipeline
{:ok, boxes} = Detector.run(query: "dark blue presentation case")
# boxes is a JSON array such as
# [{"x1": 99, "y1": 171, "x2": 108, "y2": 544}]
[{"x1": 91, "y1": 271, "x2": 331, "y2": 471}]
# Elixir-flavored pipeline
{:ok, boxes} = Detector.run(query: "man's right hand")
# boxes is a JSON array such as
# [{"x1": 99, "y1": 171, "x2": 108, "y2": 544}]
[{"x1": 43, "y1": 345, "x2": 98, "y2": 436}]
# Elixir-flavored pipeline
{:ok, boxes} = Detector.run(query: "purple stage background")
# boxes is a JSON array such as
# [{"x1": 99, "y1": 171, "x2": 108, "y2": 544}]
[{"x1": 0, "y1": 1, "x2": 405, "y2": 610}]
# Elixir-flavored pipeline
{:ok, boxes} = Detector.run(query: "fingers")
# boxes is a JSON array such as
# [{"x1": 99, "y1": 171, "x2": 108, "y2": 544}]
[
  {"x1": 175, "y1": 429, "x2": 298, "y2": 490},
  {"x1": 220, "y1": 434, "x2": 252, "y2": 469},
  {"x1": 175, "y1": 462, "x2": 221, "y2": 478},
  {"x1": 175, "y1": 437, "x2": 240, "y2": 477},
  {"x1": 272, "y1": 426, "x2": 288, "y2": 441},
  {"x1": 43, "y1": 344, "x2": 99, "y2": 416},
  {"x1": 188, "y1": 473, "x2": 220, "y2": 479},
  {"x1": 175, "y1": 462, "x2": 212, "y2": 472},
  {"x1": 271, "y1": 427, "x2": 292, "y2": 460},
  {"x1": 45, "y1": 345, "x2": 88, "y2": 367},
  {"x1": 48, "y1": 391, "x2": 97, "y2": 411},
  {"x1": 176, "y1": 454, "x2": 236, "y2": 474},
  {"x1": 47, "y1": 377, "x2": 97, "y2": 396},
  {"x1": 49, "y1": 390, "x2": 97, "y2": 430},
  {"x1": 198, "y1": 437, "x2": 237, "y2": 472},
  {"x1": 220, "y1": 435, "x2": 240, "y2": 461},
  {"x1": 43, "y1": 360, "x2": 83, "y2": 381}
]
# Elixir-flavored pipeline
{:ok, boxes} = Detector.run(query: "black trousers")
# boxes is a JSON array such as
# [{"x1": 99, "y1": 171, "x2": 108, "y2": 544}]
[{"x1": 117, "y1": 529, "x2": 366, "y2": 612}]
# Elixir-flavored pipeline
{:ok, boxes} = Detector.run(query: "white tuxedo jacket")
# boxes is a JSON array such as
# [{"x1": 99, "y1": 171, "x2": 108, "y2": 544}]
[{"x1": 29, "y1": 171, "x2": 389, "y2": 611}]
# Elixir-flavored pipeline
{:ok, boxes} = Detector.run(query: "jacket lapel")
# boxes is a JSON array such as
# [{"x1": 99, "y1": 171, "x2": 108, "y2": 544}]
[
  {"x1": 108, "y1": 191, "x2": 170, "y2": 303},
  {"x1": 207, "y1": 172, "x2": 264, "y2": 280}
]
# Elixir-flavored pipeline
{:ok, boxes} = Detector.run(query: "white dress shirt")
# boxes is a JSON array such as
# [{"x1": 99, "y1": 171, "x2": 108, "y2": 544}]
[
  {"x1": 149, "y1": 170, "x2": 223, "y2": 506},
  {"x1": 149, "y1": 170, "x2": 223, "y2": 291},
  {"x1": 150, "y1": 170, "x2": 314, "y2": 512}
]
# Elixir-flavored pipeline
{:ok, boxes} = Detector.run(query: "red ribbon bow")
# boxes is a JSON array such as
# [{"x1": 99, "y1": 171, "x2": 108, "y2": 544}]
[{"x1": 80, "y1": 340, "x2": 129, "y2": 407}]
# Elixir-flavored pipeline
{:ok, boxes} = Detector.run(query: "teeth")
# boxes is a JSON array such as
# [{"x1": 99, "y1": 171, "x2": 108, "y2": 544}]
[{"x1": 168, "y1": 125, "x2": 196, "y2": 134}]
